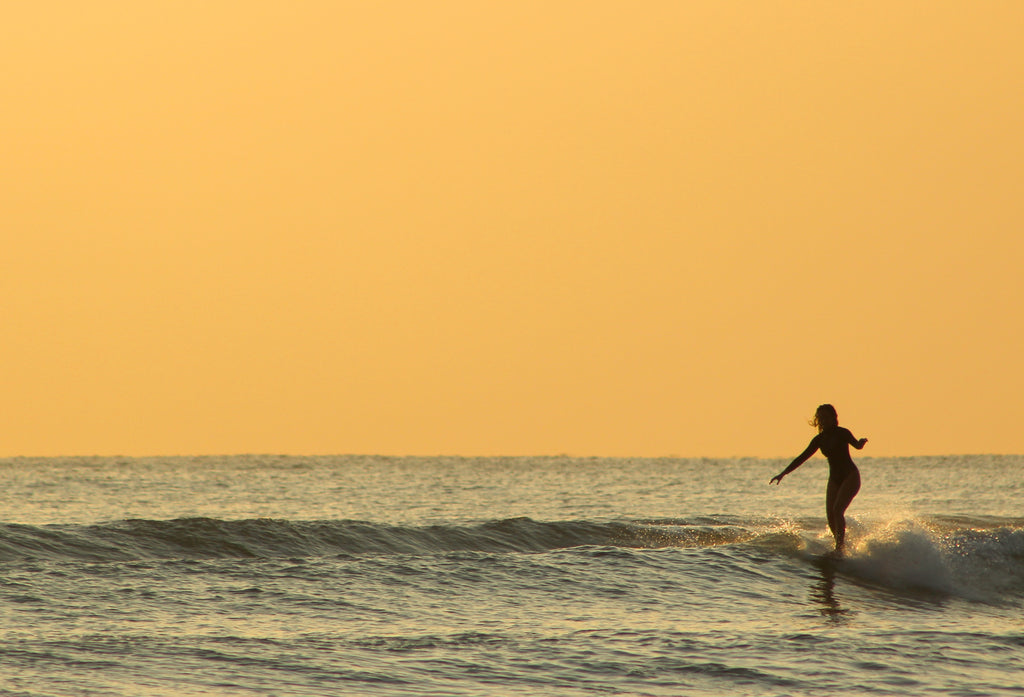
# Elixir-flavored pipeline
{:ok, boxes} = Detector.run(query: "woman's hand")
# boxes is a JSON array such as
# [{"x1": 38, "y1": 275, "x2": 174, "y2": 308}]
[
  {"x1": 769, "y1": 473, "x2": 784, "y2": 485},
  {"x1": 856, "y1": 438, "x2": 868, "y2": 449}
]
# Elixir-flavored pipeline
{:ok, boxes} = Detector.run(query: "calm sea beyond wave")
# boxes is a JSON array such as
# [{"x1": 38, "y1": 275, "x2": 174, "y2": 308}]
[{"x1": 1, "y1": 455, "x2": 1023, "y2": 696}]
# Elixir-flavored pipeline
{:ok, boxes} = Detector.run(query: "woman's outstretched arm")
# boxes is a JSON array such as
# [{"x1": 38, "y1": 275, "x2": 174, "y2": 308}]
[{"x1": 770, "y1": 438, "x2": 819, "y2": 485}]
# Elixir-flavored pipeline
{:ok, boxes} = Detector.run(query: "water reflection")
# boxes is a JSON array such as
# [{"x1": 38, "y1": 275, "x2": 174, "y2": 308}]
[{"x1": 811, "y1": 557, "x2": 850, "y2": 623}]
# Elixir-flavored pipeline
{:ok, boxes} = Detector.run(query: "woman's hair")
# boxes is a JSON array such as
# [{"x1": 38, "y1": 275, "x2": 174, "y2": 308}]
[{"x1": 811, "y1": 404, "x2": 839, "y2": 432}]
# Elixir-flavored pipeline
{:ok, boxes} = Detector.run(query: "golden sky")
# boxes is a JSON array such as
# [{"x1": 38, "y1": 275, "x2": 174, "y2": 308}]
[{"x1": 3, "y1": 3, "x2": 1022, "y2": 457}]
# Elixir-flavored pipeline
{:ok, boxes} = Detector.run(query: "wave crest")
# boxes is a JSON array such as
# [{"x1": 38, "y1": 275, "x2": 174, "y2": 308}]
[
  {"x1": 835, "y1": 519, "x2": 1024, "y2": 601},
  {"x1": 0, "y1": 517, "x2": 748, "y2": 562},
  {"x1": 2, "y1": 515, "x2": 1023, "y2": 604}
]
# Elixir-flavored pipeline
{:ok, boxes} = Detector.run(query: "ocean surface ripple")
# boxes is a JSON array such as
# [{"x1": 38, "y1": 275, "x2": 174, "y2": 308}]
[{"x1": 1, "y1": 455, "x2": 1022, "y2": 696}]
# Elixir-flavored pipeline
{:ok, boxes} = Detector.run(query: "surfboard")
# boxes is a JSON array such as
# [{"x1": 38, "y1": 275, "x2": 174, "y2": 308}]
[{"x1": 812, "y1": 549, "x2": 846, "y2": 570}]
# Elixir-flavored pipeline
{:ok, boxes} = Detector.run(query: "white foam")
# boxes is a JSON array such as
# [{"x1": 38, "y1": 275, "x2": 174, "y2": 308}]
[{"x1": 843, "y1": 519, "x2": 956, "y2": 595}]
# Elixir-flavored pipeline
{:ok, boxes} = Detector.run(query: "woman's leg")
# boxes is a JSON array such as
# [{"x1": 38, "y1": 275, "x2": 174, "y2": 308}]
[
  {"x1": 825, "y1": 479, "x2": 842, "y2": 545},
  {"x1": 828, "y1": 470, "x2": 861, "y2": 551}
]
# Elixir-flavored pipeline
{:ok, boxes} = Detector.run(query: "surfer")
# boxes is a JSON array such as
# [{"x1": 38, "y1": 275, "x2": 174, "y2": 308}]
[{"x1": 770, "y1": 404, "x2": 868, "y2": 554}]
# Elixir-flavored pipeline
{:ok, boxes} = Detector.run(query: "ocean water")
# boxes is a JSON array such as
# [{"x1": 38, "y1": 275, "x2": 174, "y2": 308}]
[{"x1": 1, "y1": 454, "x2": 1022, "y2": 696}]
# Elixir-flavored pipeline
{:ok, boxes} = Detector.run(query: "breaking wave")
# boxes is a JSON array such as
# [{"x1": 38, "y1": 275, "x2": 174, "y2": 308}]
[
  {"x1": 0, "y1": 516, "x2": 753, "y2": 562},
  {"x1": 2, "y1": 514, "x2": 1022, "y2": 602}
]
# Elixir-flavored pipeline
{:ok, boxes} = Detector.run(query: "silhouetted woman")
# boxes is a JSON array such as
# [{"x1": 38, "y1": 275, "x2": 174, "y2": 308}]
[{"x1": 770, "y1": 404, "x2": 867, "y2": 553}]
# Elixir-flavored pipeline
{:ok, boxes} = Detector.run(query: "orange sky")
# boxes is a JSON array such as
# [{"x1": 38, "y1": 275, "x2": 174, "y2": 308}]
[{"x1": 3, "y1": 3, "x2": 1022, "y2": 457}]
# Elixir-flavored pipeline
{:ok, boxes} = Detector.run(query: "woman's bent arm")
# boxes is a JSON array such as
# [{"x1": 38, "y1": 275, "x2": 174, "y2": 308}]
[{"x1": 845, "y1": 429, "x2": 868, "y2": 449}]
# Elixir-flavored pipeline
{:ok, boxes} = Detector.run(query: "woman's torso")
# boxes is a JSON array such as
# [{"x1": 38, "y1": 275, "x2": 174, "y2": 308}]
[{"x1": 817, "y1": 427, "x2": 858, "y2": 479}]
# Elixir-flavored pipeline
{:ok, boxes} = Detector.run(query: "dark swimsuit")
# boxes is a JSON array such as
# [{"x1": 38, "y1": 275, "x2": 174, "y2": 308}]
[{"x1": 816, "y1": 427, "x2": 860, "y2": 487}]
